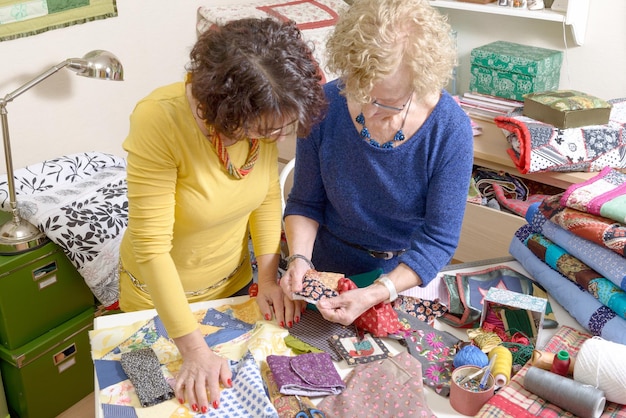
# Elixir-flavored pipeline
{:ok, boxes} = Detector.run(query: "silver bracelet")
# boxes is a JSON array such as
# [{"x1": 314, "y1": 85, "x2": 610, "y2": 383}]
[
  {"x1": 285, "y1": 254, "x2": 314, "y2": 269},
  {"x1": 375, "y1": 275, "x2": 398, "y2": 303}
]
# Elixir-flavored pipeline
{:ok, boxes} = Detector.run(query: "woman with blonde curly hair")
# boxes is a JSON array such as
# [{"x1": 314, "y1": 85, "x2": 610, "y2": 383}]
[{"x1": 282, "y1": 0, "x2": 474, "y2": 325}]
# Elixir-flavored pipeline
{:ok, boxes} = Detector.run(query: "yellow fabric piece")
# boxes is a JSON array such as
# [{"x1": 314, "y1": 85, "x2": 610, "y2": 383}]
[
  {"x1": 118, "y1": 81, "x2": 282, "y2": 338},
  {"x1": 214, "y1": 321, "x2": 292, "y2": 363},
  {"x1": 216, "y1": 297, "x2": 265, "y2": 324}
]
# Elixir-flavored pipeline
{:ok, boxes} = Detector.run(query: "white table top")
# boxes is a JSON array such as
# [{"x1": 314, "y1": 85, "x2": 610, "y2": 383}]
[{"x1": 92, "y1": 258, "x2": 583, "y2": 417}]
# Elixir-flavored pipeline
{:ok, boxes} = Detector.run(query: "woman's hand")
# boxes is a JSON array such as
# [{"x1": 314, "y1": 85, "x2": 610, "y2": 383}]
[
  {"x1": 317, "y1": 286, "x2": 374, "y2": 325},
  {"x1": 173, "y1": 330, "x2": 231, "y2": 413},
  {"x1": 256, "y1": 278, "x2": 306, "y2": 328},
  {"x1": 280, "y1": 257, "x2": 311, "y2": 295}
]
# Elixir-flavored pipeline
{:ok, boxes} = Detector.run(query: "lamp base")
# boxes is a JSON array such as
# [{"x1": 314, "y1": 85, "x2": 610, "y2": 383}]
[{"x1": 0, "y1": 217, "x2": 49, "y2": 255}]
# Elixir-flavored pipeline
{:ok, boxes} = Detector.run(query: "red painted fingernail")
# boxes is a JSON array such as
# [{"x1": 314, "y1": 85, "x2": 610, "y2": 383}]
[
  {"x1": 178, "y1": 398, "x2": 184, "y2": 405},
  {"x1": 227, "y1": 378, "x2": 232, "y2": 387},
  {"x1": 191, "y1": 404, "x2": 198, "y2": 412},
  {"x1": 265, "y1": 313, "x2": 271, "y2": 320},
  {"x1": 295, "y1": 316, "x2": 300, "y2": 324},
  {"x1": 201, "y1": 406, "x2": 208, "y2": 413},
  {"x1": 288, "y1": 321, "x2": 293, "y2": 328},
  {"x1": 213, "y1": 400, "x2": 219, "y2": 409},
  {"x1": 279, "y1": 321, "x2": 285, "y2": 328}
]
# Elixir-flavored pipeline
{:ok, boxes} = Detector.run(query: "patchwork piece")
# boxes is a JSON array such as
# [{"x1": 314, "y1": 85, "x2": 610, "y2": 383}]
[
  {"x1": 329, "y1": 333, "x2": 390, "y2": 366},
  {"x1": 287, "y1": 308, "x2": 356, "y2": 361},
  {"x1": 0, "y1": 0, "x2": 117, "y2": 42},
  {"x1": 477, "y1": 326, "x2": 626, "y2": 417},
  {"x1": 526, "y1": 202, "x2": 626, "y2": 292},
  {"x1": 91, "y1": 301, "x2": 290, "y2": 417},
  {"x1": 0, "y1": 152, "x2": 128, "y2": 309},
  {"x1": 266, "y1": 352, "x2": 345, "y2": 396},
  {"x1": 392, "y1": 295, "x2": 448, "y2": 325},
  {"x1": 538, "y1": 194, "x2": 626, "y2": 257},
  {"x1": 494, "y1": 98, "x2": 626, "y2": 173},
  {"x1": 525, "y1": 232, "x2": 626, "y2": 319},
  {"x1": 196, "y1": 0, "x2": 349, "y2": 83},
  {"x1": 318, "y1": 352, "x2": 436, "y2": 417},
  {"x1": 261, "y1": 361, "x2": 316, "y2": 418},
  {"x1": 560, "y1": 166, "x2": 626, "y2": 223},
  {"x1": 391, "y1": 310, "x2": 460, "y2": 397},
  {"x1": 510, "y1": 225, "x2": 626, "y2": 345},
  {"x1": 292, "y1": 269, "x2": 343, "y2": 304}
]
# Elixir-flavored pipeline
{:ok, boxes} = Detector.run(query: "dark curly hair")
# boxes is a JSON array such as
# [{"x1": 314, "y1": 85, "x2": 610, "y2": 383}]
[{"x1": 187, "y1": 18, "x2": 327, "y2": 140}]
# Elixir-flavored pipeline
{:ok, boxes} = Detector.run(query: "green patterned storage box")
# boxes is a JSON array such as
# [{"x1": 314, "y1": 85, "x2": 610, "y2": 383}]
[{"x1": 469, "y1": 41, "x2": 563, "y2": 101}]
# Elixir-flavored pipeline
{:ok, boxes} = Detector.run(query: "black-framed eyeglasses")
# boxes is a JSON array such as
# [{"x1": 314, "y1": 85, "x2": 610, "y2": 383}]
[{"x1": 371, "y1": 90, "x2": 414, "y2": 113}]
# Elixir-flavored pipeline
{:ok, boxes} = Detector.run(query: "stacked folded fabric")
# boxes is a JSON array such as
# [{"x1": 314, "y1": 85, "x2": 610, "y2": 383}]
[{"x1": 508, "y1": 167, "x2": 626, "y2": 345}]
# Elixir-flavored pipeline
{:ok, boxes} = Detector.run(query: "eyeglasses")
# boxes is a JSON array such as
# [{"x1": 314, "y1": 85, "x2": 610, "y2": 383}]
[
  {"x1": 249, "y1": 119, "x2": 298, "y2": 141},
  {"x1": 371, "y1": 90, "x2": 414, "y2": 113}
]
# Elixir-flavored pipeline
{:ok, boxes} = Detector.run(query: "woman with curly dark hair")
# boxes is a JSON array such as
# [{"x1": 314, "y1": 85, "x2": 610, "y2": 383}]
[{"x1": 118, "y1": 18, "x2": 326, "y2": 413}]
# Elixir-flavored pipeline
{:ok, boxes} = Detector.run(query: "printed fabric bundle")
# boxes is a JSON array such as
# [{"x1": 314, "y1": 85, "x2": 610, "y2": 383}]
[{"x1": 494, "y1": 98, "x2": 626, "y2": 173}]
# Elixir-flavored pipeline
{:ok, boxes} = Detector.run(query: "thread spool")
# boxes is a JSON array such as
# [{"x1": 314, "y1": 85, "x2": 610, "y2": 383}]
[
  {"x1": 488, "y1": 346, "x2": 512, "y2": 387},
  {"x1": 531, "y1": 350, "x2": 575, "y2": 375},
  {"x1": 550, "y1": 350, "x2": 571, "y2": 376},
  {"x1": 574, "y1": 337, "x2": 626, "y2": 404},
  {"x1": 524, "y1": 367, "x2": 606, "y2": 418},
  {"x1": 453, "y1": 344, "x2": 488, "y2": 368}
]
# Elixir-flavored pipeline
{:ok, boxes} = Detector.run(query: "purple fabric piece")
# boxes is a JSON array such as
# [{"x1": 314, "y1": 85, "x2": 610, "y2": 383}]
[{"x1": 266, "y1": 353, "x2": 345, "y2": 396}]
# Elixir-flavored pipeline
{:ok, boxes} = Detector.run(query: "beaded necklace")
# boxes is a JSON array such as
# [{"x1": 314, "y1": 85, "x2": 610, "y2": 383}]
[
  {"x1": 355, "y1": 93, "x2": 413, "y2": 149},
  {"x1": 206, "y1": 125, "x2": 260, "y2": 179}
]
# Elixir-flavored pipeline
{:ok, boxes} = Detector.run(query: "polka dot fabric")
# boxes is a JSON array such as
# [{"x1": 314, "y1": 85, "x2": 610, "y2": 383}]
[{"x1": 318, "y1": 352, "x2": 436, "y2": 418}]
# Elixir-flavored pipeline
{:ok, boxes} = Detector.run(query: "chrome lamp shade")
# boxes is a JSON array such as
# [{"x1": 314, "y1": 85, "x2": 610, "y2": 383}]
[{"x1": 0, "y1": 50, "x2": 124, "y2": 255}]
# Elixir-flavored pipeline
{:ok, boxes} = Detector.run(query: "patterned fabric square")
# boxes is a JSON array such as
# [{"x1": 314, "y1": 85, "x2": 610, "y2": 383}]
[
  {"x1": 318, "y1": 352, "x2": 436, "y2": 418},
  {"x1": 392, "y1": 310, "x2": 461, "y2": 397},
  {"x1": 266, "y1": 352, "x2": 345, "y2": 396},
  {"x1": 288, "y1": 308, "x2": 356, "y2": 361}
]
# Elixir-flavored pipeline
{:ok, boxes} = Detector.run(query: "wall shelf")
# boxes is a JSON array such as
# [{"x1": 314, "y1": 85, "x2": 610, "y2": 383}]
[{"x1": 429, "y1": 0, "x2": 590, "y2": 46}]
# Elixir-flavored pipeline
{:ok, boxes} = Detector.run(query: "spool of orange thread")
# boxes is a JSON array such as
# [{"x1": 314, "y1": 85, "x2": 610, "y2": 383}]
[{"x1": 488, "y1": 346, "x2": 513, "y2": 387}]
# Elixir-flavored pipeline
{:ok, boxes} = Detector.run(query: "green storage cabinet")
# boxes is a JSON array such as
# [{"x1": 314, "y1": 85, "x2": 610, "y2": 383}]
[
  {"x1": 0, "y1": 368, "x2": 7, "y2": 418},
  {"x1": 469, "y1": 40, "x2": 563, "y2": 101},
  {"x1": 0, "y1": 308, "x2": 94, "y2": 418},
  {"x1": 0, "y1": 240, "x2": 95, "y2": 349}
]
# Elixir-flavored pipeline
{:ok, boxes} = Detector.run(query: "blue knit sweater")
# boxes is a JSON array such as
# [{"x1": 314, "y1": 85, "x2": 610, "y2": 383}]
[{"x1": 285, "y1": 80, "x2": 474, "y2": 286}]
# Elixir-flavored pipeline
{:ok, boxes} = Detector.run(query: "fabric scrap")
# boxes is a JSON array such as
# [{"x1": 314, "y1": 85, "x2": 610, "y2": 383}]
[
  {"x1": 120, "y1": 348, "x2": 174, "y2": 408},
  {"x1": 318, "y1": 351, "x2": 436, "y2": 418},
  {"x1": 266, "y1": 352, "x2": 345, "y2": 396}
]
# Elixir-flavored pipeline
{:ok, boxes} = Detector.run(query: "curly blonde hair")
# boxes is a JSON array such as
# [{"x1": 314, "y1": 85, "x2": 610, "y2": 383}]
[{"x1": 326, "y1": 0, "x2": 456, "y2": 104}]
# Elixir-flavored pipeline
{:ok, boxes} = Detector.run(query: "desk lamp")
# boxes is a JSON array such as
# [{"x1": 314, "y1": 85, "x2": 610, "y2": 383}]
[{"x1": 0, "y1": 50, "x2": 124, "y2": 255}]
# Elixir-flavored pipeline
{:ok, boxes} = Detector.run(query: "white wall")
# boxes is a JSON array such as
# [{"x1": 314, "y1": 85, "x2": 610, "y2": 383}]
[{"x1": 0, "y1": 0, "x2": 624, "y2": 174}]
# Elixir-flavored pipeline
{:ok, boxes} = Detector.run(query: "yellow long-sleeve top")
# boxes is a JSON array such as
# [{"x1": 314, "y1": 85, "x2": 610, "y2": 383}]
[{"x1": 119, "y1": 81, "x2": 281, "y2": 338}]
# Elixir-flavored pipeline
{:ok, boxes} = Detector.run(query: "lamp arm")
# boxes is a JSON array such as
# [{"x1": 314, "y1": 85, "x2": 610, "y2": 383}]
[{"x1": 1, "y1": 59, "x2": 73, "y2": 105}]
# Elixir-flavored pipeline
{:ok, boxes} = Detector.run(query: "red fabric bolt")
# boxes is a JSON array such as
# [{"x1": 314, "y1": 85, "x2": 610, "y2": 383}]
[{"x1": 337, "y1": 277, "x2": 401, "y2": 337}]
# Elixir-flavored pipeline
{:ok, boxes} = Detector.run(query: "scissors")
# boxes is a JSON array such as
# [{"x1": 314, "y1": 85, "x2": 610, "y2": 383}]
[{"x1": 295, "y1": 394, "x2": 326, "y2": 418}]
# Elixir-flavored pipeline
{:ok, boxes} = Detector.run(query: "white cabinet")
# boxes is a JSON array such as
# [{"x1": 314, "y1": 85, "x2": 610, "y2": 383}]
[{"x1": 429, "y1": 0, "x2": 590, "y2": 46}]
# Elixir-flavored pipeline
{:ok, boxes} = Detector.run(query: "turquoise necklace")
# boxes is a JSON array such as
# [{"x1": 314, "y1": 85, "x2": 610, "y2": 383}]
[{"x1": 355, "y1": 94, "x2": 413, "y2": 149}]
